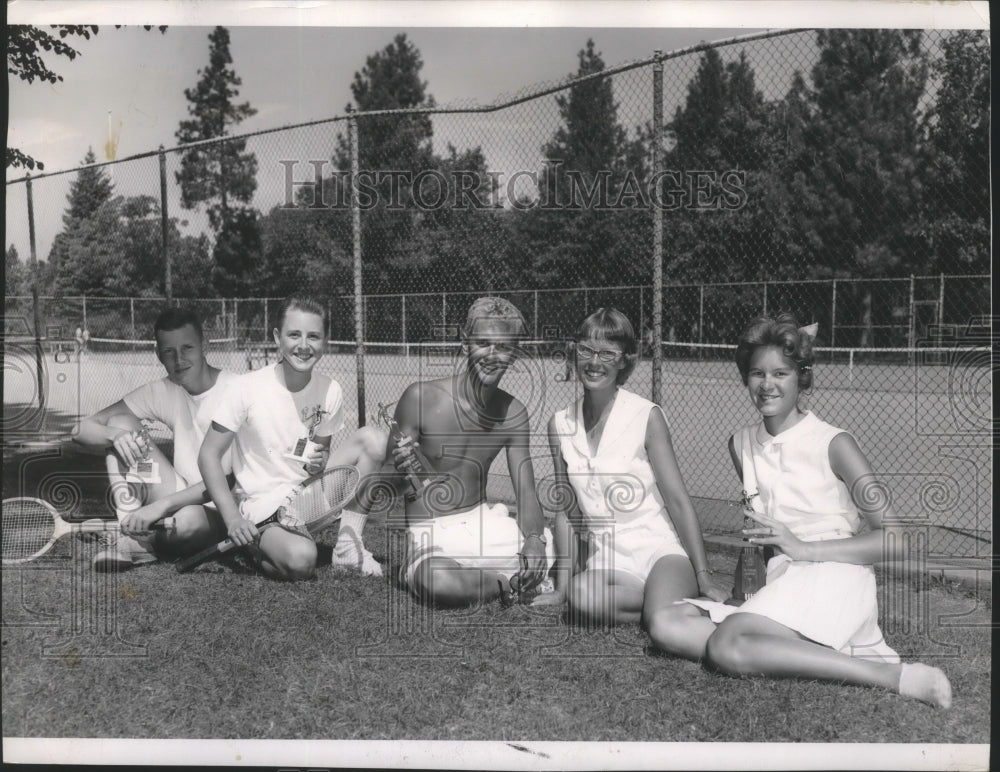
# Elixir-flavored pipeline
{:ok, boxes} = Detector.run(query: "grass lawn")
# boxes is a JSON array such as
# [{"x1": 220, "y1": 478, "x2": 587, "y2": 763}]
[{"x1": 1, "y1": 444, "x2": 991, "y2": 764}]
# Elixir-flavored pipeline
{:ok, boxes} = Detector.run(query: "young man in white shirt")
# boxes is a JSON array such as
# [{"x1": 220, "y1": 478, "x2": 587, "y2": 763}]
[{"x1": 75, "y1": 307, "x2": 237, "y2": 571}]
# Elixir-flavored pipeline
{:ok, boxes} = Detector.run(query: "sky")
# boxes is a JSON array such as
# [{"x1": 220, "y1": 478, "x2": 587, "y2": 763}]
[{"x1": 5, "y1": 1, "x2": 990, "y2": 270}]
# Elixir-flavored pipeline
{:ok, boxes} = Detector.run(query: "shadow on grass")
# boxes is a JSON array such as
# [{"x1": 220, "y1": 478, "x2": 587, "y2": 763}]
[{"x1": 3, "y1": 400, "x2": 79, "y2": 441}]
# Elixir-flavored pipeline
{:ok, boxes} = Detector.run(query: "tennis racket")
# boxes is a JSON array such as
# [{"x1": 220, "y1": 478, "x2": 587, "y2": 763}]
[
  {"x1": 176, "y1": 464, "x2": 360, "y2": 573},
  {"x1": 1, "y1": 497, "x2": 175, "y2": 566}
]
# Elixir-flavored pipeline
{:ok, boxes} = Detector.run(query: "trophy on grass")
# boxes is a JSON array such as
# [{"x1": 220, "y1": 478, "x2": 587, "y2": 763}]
[
  {"x1": 125, "y1": 420, "x2": 161, "y2": 485},
  {"x1": 731, "y1": 488, "x2": 767, "y2": 604}
]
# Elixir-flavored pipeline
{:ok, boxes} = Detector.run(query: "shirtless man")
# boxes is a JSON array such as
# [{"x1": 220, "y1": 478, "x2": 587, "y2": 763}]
[{"x1": 390, "y1": 297, "x2": 553, "y2": 607}]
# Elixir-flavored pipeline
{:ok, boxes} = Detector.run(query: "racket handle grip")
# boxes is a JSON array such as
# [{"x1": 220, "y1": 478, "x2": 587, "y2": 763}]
[
  {"x1": 175, "y1": 536, "x2": 239, "y2": 573},
  {"x1": 152, "y1": 517, "x2": 176, "y2": 532}
]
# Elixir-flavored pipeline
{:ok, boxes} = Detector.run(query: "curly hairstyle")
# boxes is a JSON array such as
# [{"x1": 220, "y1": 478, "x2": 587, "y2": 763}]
[
  {"x1": 575, "y1": 307, "x2": 638, "y2": 386},
  {"x1": 734, "y1": 313, "x2": 815, "y2": 391}
]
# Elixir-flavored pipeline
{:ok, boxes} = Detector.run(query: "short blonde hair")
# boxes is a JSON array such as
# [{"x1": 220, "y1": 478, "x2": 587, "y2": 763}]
[{"x1": 461, "y1": 296, "x2": 527, "y2": 339}]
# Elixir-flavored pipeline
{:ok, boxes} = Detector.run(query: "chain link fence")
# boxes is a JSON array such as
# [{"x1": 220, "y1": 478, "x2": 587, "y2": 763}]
[{"x1": 5, "y1": 29, "x2": 991, "y2": 560}]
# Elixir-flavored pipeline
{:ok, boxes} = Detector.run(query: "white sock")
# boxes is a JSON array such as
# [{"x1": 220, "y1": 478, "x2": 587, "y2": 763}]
[
  {"x1": 332, "y1": 509, "x2": 382, "y2": 576},
  {"x1": 899, "y1": 663, "x2": 953, "y2": 709},
  {"x1": 334, "y1": 510, "x2": 369, "y2": 554}
]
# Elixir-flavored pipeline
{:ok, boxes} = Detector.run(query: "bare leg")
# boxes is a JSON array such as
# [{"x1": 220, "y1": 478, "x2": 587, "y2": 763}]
[
  {"x1": 707, "y1": 612, "x2": 901, "y2": 687},
  {"x1": 704, "y1": 611, "x2": 952, "y2": 707},
  {"x1": 104, "y1": 414, "x2": 226, "y2": 559},
  {"x1": 157, "y1": 504, "x2": 228, "y2": 558},
  {"x1": 256, "y1": 526, "x2": 318, "y2": 582},
  {"x1": 409, "y1": 558, "x2": 508, "y2": 607},
  {"x1": 328, "y1": 425, "x2": 387, "y2": 512},
  {"x1": 643, "y1": 555, "x2": 717, "y2": 662},
  {"x1": 568, "y1": 569, "x2": 646, "y2": 627}
]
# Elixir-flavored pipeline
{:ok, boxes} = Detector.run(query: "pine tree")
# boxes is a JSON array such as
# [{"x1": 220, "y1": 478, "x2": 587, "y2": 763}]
[
  {"x1": 64, "y1": 147, "x2": 114, "y2": 223},
  {"x1": 175, "y1": 26, "x2": 258, "y2": 232},
  {"x1": 544, "y1": 39, "x2": 627, "y2": 184},
  {"x1": 666, "y1": 47, "x2": 776, "y2": 291},
  {"x1": 516, "y1": 39, "x2": 647, "y2": 293},
  {"x1": 788, "y1": 30, "x2": 929, "y2": 345},
  {"x1": 334, "y1": 33, "x2": 435, "y2": 173},
  {"x1": 920, "y1": 30, "x2": 990, "y2": 273},
  {"x1": 47, "y1": 148, "x2": 118, "y2": 295},
  {"x1": 332, "y1": 33, "x2": 436, "y2": 294}
]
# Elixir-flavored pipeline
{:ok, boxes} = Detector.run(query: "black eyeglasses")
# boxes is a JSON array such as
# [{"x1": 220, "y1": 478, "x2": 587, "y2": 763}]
[{"x1": 575, "y1": 343, "x2": 623, "y2": 363}]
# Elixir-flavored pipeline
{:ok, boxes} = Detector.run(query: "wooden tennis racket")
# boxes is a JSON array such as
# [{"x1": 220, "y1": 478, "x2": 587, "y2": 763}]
[
  {"x1": 175, "y1": 464, "x2": 360, "y2": 573},
  {"x1": 1, "y1": 497, "x2": 175, "y2": 566}
]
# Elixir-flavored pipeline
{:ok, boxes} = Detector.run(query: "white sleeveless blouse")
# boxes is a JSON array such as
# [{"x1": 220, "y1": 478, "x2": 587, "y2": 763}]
[
  {"x1": 734, "y1": 411, "x2": 862, "y2": 542},
  {"x1": 552, "y1": 388, "x2": 677, "y2": 534}
]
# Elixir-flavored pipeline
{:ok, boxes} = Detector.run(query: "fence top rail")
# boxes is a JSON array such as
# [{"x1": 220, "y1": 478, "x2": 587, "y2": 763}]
[
  {"x1": 40, "y1": 336, "x2": 989, "y2": 356},
  {"x1": 662, "y1": 340, "x2": 992, "y2": 354},
  {"x1": 5, "y1": 28, "x2": 813, "y2": 187},
  {"x1": 4, "y1": 273, "x2": 990, "y2": 304}
]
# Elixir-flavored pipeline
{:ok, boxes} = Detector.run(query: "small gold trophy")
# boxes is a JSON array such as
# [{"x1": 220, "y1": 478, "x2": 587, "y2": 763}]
[
  {"x1": 126, "y1": 421, "x2": 161, "y2": 485},
  {"x1": 377, "y1": 402, "x2": 439, "y2": 503},
  {"x1": 284, "y1": 407, "x2": 328, "y2": 464},
  {"x1": 732, "y1": 489, "x2": 767, "y2": 604}
]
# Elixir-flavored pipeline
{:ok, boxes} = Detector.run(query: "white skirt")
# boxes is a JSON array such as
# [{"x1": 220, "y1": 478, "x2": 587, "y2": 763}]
[
  {"x1": 584, "y1": 511, "x2": 688, "y2": 583},
  {"x1": 685, "y1": 554, "x2": 899, "y2": 663}
]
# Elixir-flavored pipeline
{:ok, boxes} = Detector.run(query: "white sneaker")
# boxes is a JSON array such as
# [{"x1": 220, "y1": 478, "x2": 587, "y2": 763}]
[
  {"x1": 331, "y1": 531, "x2": 383, "y2": 576},
  {"x1": 92, "y1": 532, "x2": 157, "y2": 572}
]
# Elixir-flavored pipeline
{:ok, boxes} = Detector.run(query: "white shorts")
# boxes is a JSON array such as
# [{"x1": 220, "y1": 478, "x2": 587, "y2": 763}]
[
  {"x1": 402, "y1": 503, "x2": 555, "y2": 588},
  {"x1": 583, "y1": 512, "x2": 689, "y2": 583},
  {"x1": 684, "y1": 554, "x2": 900, "y2": 663}
]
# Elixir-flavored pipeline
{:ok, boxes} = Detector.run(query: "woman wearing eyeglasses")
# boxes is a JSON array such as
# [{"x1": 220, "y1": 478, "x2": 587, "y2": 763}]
[{"x1": 544, "y1": 308, "x2": 728, "y2": 659}]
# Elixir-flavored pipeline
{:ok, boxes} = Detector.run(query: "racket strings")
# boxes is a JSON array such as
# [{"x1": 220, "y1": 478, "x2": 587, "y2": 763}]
[
  {"x1": 285, "y1": 468, "x2": 359, "y2": 527},
  {"x1": 2, "y1": 499, "x2": 57, "y2": 560}
]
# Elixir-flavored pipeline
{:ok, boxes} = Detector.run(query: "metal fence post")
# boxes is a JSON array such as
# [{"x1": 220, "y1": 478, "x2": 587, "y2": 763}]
[
  {"x1": 130, "y1": 298, "x2": 136, "y2": 340},
  {"x1": 82, "y1": 295, "x2": 88, "y2": 334},
  {"x1": 698, "y1": 284, "x2": 705, "y2": 345},
  {"x1": 762, "y1": 281, "x2": 768, "y2": 316},
  {"x1": 533, "y1": 289, "x2": 539, "y2": 340},
  {"x1": 831, "y1": 279, "x2": 837, "y2": 349},
  {"x1": 349, "y1": 109, "x2": 366, "y2": 427},
  {"x1": 908, "y1": 274, "x2": 916, "y2": 363},
  {"x1": 26, "y1": 174, "x2": 45, "y2": 411},
  {"x1": 159, "y1": 146, "x2": 172, "y2": 303},
  {"x1": 651, "y1": 50, "x2": 664, "y2": 405},
  {"x1": 401, "y1": 294, "x2": 407, "y2": 344},
  {"x1": 938, "y1": 273, "x2": 945, "y2": 341}
]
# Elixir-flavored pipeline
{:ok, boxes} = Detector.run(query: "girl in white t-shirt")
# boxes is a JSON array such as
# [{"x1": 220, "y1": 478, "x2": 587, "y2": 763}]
[
  {"x1": 679, "y1": 314, "x2": 952, "y2": 708},
  {"x1": 545, "y1": 308, "x2": 728, "y2": 644},
  {"x1": 198, "y1": 296, "x2": 386, "y2": 581}
]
